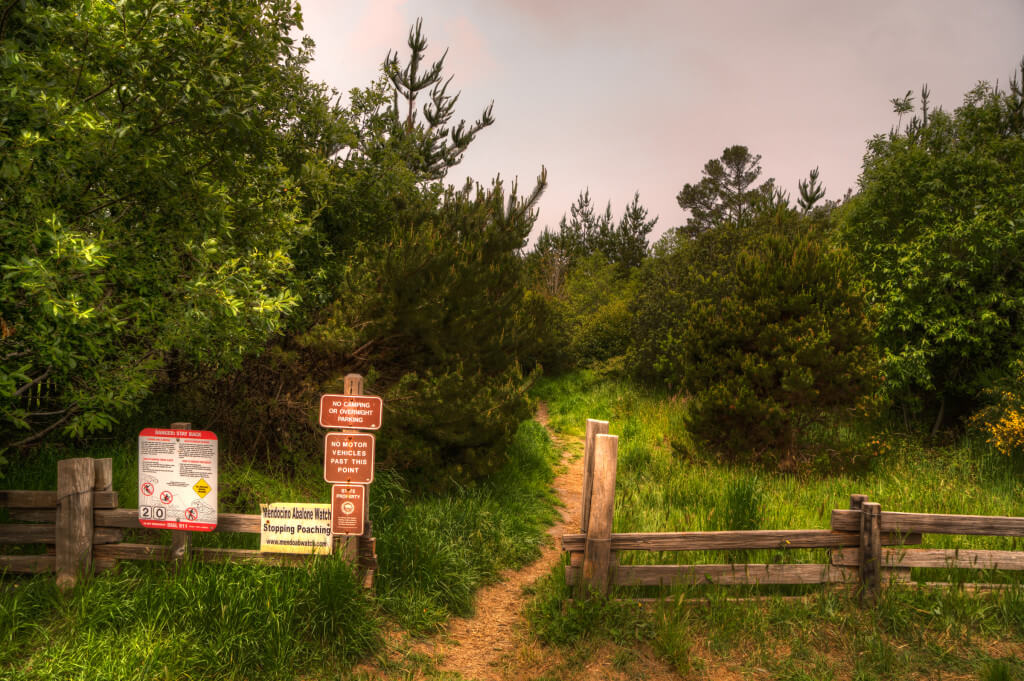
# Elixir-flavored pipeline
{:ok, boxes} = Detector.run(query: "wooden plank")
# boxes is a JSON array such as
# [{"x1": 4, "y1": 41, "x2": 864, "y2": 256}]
[
  {"x1": 561, "y1": 530, "x2": 921, "y2": 552},
  {"x1": 566, "y1": 563, "x2": 857, "y2": 586},
  {"x1": 0, "y1": 490, "x2": 57, "y2": 508},
  {"x1": 582, "y1": 433, "x2": 617, "y2": 596},
  {"x1": 581, "y1": 419, "x2": 609, "y2": 535},
  {"x1": 0, "y1": 524, "x2": 122, "y2": 545},
  {"x1": 56, "y1": 458, "x2": 95, "y2": 590},
  {"x1": 94, "y1": 557, "x2": 117, "y2": 574},
  {"x1": 0, "y1": 523, "x2": 54, "y2": 544},
  {"x1": 94, "y1": 508, "x2": 260, "y2": 533},
  {"x1": 6, "y1": 509, "x2": 56, "y2": 523},
  {"x1": 93, "y1": 543, "x2": 314, "y2": 567},
  {"x1": 0, "y1": 490, "x2": 118, "y2": 509},
  {"x1": 832, "y1": 509, "x2": 1024, "y2": 536},
  {"x1": 0, "y1": 554, "x2": 56, "y2": 574},
  {"x1": 833, "y1": 548, "x2": 1024, "y2": 570}
]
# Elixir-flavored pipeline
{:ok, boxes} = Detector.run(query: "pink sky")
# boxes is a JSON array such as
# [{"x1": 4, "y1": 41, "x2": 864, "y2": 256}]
[{"x1": 297, "y1": 0, "x2": 1024, "y2": 242}]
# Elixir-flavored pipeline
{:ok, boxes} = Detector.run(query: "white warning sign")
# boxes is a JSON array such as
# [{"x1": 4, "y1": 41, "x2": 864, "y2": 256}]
[{"x1": 138, "y1": 428, "x2": 218, "y2": 531}]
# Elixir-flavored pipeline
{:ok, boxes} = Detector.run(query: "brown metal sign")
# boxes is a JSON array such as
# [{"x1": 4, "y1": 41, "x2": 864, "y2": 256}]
[
  {"x1": 319, "y1": 394, "x2": 383, "y2": 430},
  {"x1": 323, "y1": 433, "x2": 375, "y2": 484},
  {"x1": 331, "y1": 484, "x2": 365, "y2": 536}
]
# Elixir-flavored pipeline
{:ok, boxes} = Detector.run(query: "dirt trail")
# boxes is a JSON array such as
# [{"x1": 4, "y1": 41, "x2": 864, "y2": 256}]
[
  {"x1": 414, "y1": 401, "x2": 584, "y2": 679},
  {"x1": 416, "y1": 403, "x2": 678, "y2": 681}
]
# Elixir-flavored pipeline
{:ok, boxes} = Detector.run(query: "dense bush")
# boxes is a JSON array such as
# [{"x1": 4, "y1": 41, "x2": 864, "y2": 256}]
[
  {"x1": 0, "y1": 0, "x2": 330, "y2": 452},
  {"x1": 630, "y1": 211, "x2": 879, "y2": 463},
  {"x1": 839, "y1": 68, "x2": 1024, "y2": 428}
]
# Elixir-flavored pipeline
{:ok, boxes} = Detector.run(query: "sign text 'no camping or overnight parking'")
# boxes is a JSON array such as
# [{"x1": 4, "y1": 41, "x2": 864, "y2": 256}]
[{"x1": 319, "y1": 394, "x2": 382, "y2": 430}]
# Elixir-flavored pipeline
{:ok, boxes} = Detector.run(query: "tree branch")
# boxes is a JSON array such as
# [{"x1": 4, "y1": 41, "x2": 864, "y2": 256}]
[
  {"x1": 13, "y1": 368, "x2": 51, "y2": 398},
  {"x1": 10, "y1": 408, "x2": 78, "y2": 448}
]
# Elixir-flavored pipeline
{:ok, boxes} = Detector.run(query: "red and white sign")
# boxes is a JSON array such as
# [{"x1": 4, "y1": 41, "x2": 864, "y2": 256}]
[
  {"x1": 324, "y1": 433, "x2": 375, "y2": 484},
  {"x1": 331, "y1": 485, "x2": 365, "y2": 536},
  {"x1": 319, "y1": 395, "x2": 383, "y2": 430},
  {"x1": 138, "y1": 428, "x2": 217, "y2": 531}
]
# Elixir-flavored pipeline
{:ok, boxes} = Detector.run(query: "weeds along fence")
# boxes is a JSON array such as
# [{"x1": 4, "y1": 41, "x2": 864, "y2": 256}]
[
  {"x1": 0, "y1": 457, "x2": 376, "y2": 590},
  {"x1": 561, "y1": 419, "x2": 1024, "y2": 602}
]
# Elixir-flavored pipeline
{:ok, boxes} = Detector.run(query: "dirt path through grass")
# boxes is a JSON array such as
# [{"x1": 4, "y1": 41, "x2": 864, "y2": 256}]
[
  {"x1": 413, "y1": 403, "x2": 679, "y2": 681},
  {"x1": 415, "y1": 400, "x2": 586, "y2": 680}
]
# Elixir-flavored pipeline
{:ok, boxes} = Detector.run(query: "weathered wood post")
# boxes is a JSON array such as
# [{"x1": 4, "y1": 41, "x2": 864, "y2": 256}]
[
  {"x1": 343, "y1": 373, "x2": 376, "y2": 586},
  {"x1": 168, "y1": 422, "x2": 193, "y2": 561},
  {"x1": 581, "y1": 419, "x2": 609, "y2": 534},
  {"x1": 582, "y1": 433, "x2": 618, "y2": 597},
  {"x1": 859, "y1": 500, "x2": 882, "y2": 605},
  {"x1": 56, "y1": 458, "x2": 96, "y2": 590}
]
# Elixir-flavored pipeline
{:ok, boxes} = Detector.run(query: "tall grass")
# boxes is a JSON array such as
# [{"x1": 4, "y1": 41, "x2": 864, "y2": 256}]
[
  {"x1": 527, "y1": 371, "x2": 1024, "y2": 680},
  {"x1": 534, "y1": 371, "x2": 1024, "y2": 575},
  {"x1": 373, "y1": 420, "x2": 560, "y2": 632},
  {"x1": 0, "y1": 557, "x2": 378, "y2": 680},
  {"x1": 1, "y1": 416, "x2": 561, "y2": 678}
]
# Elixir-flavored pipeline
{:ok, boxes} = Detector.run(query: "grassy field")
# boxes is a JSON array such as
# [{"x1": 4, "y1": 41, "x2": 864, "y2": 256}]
[
  {"x1": 0, "y1": 417, "x2": 560, "y2": 680},
  {"x1": 527, "y1": 371, "x2": 1024, "y2": 681}
]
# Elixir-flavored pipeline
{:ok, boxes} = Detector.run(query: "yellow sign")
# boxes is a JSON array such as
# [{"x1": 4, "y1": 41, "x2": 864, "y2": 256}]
[
  {"x1": 259, "y1": 503, "x2": 333, "y2": 555},
  {"x1": 192, "y1": 478, "x2": 211, "y2": 498}
]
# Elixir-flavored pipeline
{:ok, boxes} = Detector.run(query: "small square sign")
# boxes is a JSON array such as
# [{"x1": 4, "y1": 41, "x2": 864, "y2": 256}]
[
  {"x1": 331, "y1": 484, "x2": 365, "y2": 536},
  {"x1": 324, "y1": 433, "x2": 375, "y2": 484}
]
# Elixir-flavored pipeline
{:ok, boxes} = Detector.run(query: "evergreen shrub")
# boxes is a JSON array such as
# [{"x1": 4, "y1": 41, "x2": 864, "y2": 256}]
[{"x1": 631, "y1": 211, "x2": 879, "y2": 465}]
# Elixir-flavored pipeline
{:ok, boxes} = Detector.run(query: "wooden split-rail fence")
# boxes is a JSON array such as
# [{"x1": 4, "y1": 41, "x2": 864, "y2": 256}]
[
  {"x1": 0, "y1": 457, "x2": 377, "y2": 590},
  {"x1": 562, "y1": 419, "x2": 1024, "y2": 602}
]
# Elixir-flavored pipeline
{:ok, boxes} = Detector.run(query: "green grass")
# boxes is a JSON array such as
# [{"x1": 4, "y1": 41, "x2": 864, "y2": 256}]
[
  {"x1": 0, "y1": 416, "x2": 561, "y2": 679},
  {"x1": 534, "y1": 371, "x2": 1024, "y2": 578},
  {"x1": 528, "y1": 370, "x2": 1024, "y2": 680}
]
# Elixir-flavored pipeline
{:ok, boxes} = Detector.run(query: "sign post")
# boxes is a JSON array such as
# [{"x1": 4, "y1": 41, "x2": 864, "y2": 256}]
[{"x1": 320, "y1": 373, "x2": 380, "y2": 587}]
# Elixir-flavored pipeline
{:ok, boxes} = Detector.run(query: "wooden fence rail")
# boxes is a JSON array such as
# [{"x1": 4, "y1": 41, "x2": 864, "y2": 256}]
[
  {"x1": 562, "y1": 418, "x2": 1024, "y2": 603},
  {"x1": 1, "y1": 457, "x2": 365, "y2": 589}
]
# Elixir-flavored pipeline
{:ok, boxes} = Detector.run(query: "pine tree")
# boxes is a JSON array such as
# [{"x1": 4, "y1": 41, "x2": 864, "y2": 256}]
[
  {"x1": 383, "y1": 18, "x2": 494, "y2": 180},
  {"x1": 676, "y1": 145, "x2": 775, "y2": 236},
  {"x1": 797, "y1": 167, "x2": 826, "y2": 213}
]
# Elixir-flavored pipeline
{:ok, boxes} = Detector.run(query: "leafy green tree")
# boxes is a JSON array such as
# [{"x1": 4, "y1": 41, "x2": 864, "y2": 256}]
[
  {"x1": 0, "y1": 0, "x2": 327, "y2": 450},
  {"x1": 630, "y1": 210, "x2": 878, "y2": 464},
  {"x1": 839, "y1": 63, "x2": 1024, "y2": 429},
  {"x1": 676, "y1": 145, "x2": 777, "y2": 236}
]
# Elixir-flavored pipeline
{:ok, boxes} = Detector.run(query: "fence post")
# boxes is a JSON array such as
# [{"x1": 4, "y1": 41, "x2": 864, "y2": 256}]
[
  {"x1": 859, "y1": 500, "x2": 882, "y2": 605},
  {"x1": 167, "y1": 422, "x2": 194, "y2": 561},
  {"x1": 56, "y1": 458, "x2": 96, "y2": 590},
  {"x1": 582, "y1": 433, "x2": 618, "y2": 597},
  {"x1": 343, "y1": 373, "x2": 376, "y2": 586},
  {"x1": 581, "y1": 419, "x2": 609, "y2": 534}
]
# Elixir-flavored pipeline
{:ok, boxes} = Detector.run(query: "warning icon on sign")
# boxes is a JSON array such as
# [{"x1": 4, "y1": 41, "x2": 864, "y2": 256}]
[{"x1": 192, "y1": 479, "x2": 211, "y2": 498}]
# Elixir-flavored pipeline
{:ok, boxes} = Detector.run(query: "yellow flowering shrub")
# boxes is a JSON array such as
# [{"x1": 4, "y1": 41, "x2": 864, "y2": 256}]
[{"x1": 972, "y1": 360, "x2": 1024, "y2": 457}]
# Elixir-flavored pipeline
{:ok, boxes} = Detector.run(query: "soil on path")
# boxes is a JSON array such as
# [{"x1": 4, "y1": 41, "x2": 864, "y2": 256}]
[{"x1": 415, "y1": 403, "x2": 678, "y2": 681}]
